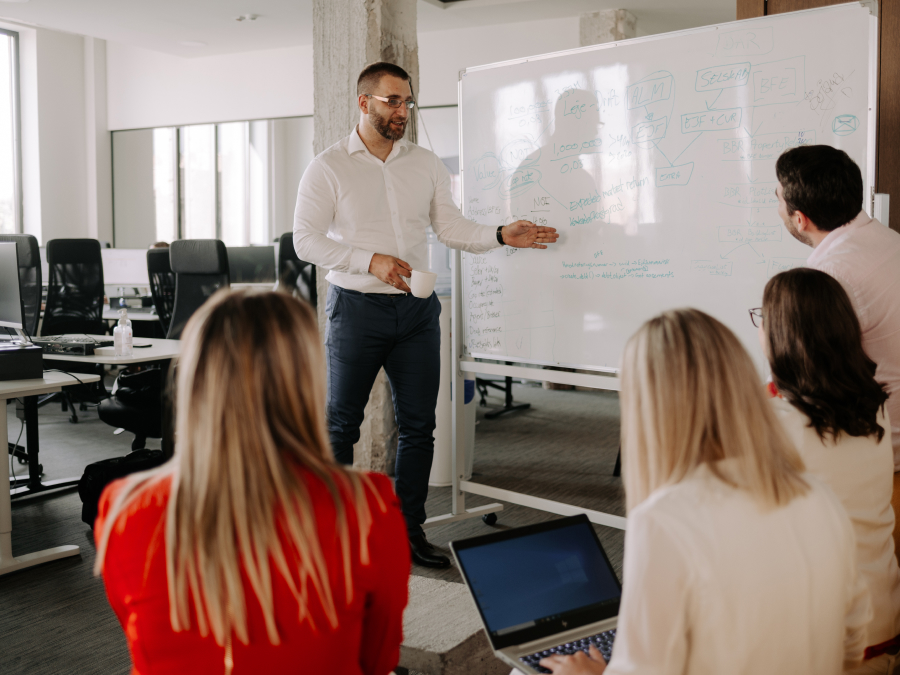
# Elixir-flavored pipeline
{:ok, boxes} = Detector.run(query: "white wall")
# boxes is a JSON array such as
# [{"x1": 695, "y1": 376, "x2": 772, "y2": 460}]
[
  {"x1": 85, "y1": 37, "x2": 113, "y2": 245},
  {"x1": 34, "y1": 28, "x2": 90, "y2": 243},
  {"x1": 105, "y1": 16, "x2": 583, "y2": 131},
  {"x1": 111, "y1": 128, "x2": 155, "y2": 248},
  {"x1": 9, "y1": 21, "x2": 111, "y2": 245},
  {"x1": 106, "y1": 43, "x2": 313, "y2": 131},
  {"x1": 417, "y1": 17, "x2": 580, "y2": 107}
]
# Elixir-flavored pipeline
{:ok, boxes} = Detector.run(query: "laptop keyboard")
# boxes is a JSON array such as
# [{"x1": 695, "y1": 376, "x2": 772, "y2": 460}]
[{"x1": 519, "y1": 628, "x2": 616, "y2": 673}]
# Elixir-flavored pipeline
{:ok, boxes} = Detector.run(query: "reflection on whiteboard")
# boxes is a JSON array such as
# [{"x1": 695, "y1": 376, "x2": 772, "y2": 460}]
[{"x1": 460, "y1": 4, "x2": 874, "y2": 372}]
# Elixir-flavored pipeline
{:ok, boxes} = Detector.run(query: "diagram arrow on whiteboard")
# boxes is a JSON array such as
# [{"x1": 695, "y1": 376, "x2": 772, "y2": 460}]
[
  {"x1": 705, "y1": 91, "x2": 723, "y2": 111},
  {"x1": 652, "y1": 141, "x2": 673, "y2": 167},
  {"x1": 673, "y1": 132, "x2": 703, "y2": 164},
  {"x1": 720, "y1": 243, "x2": 750, "y2": 259}
]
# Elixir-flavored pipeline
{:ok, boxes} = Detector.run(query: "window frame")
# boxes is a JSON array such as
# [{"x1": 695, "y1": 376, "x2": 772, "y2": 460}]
[{"x1": 0, "y1": 27, "x2": 23, "y2": 234}]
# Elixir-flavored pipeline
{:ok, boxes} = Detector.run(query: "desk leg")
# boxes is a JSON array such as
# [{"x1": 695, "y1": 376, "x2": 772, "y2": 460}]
[
  {"x1": 0, "y1": 395, "x2": 79, "y2": 575},
  {"x1": 25, "y1": 395, "x2": 41, "y2": 490},
  {"x1": 10, "y1": 394, "x2": 83, "y2": 499}
]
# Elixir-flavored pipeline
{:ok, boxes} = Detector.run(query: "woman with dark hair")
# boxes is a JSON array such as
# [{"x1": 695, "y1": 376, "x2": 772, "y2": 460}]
[{"x1": 760, "y1": 267, "x2": 900, "y2": 674}]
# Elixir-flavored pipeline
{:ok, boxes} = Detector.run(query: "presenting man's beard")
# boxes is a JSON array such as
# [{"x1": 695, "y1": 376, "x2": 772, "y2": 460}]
[{"x1": 370, "y1": 109, "x2": 406, "y2": 141}]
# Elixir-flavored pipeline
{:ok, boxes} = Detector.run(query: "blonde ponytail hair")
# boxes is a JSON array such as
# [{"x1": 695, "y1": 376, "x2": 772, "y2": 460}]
[
  {"x1": 95, "y1": 290, "x2": 384, "y2": 647},
  {"x1": 620, "y1": 308, "x2": 808, "y2": 513}
]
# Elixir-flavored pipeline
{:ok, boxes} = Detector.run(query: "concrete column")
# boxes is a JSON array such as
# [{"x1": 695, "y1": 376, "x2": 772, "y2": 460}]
[
  {"x1": 312, "y1": 0, "x2": 419, "y2": 474},
  {"x1": 579, "y1": 9, "x2": 637, "y2": 47}
]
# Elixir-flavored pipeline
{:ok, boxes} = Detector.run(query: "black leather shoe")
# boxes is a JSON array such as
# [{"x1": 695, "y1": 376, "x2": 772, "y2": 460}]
[{"x1": 409, "y1": 534, "x2": 451, "y2": 568}]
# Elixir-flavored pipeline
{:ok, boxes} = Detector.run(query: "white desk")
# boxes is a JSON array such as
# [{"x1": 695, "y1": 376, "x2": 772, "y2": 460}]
[
  {"x1": 41, "y1": 336, "x2": 181, "y2": 366},
  {"x1": 102, "y1": 305, "x2": 160, "y2": 322},
  {"x1": 1, "y1": 371, "x2": 101, "y2": 575},
  {"x1": 42, "y1": 336, "x2": 181, "y2": 457}
]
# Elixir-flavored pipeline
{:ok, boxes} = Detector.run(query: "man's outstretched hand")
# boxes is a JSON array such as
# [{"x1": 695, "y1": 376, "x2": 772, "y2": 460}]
[
  {"x1": 502, "y1": 220, "x2": 560, "y2": 249},
  {"x1": 369, "y1": 253, "x2": 412, "y2": 293}
]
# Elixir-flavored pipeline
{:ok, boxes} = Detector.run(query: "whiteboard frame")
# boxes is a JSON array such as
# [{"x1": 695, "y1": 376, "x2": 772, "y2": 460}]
[{"x1": 435, "y1": 2, "x2": 879, "y2": 534}]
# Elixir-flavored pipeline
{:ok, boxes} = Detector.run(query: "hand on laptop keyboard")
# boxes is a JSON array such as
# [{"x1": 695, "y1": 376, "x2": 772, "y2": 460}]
[{"x1": 519, "y1": 628, "x2": 615, "y2": 674}]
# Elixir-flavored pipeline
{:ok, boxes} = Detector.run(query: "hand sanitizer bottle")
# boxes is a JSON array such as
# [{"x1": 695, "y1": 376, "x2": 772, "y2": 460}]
[{"x1": 114, "y1": 308, "x2": 133, "y2": 357}]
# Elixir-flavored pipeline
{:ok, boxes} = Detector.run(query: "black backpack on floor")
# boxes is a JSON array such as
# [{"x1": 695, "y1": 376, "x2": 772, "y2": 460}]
[{"x1": 78, "y1": 450, "x2": 167, "y2": 528}]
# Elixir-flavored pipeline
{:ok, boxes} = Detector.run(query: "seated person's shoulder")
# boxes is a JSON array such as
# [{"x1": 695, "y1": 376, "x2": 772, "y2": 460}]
[
  {"x1": 95, "y1": 474, "x2": 172, "y2": 541},
  {"x1": 358, "y1": 471, "x2": 402, "y2": 512}
]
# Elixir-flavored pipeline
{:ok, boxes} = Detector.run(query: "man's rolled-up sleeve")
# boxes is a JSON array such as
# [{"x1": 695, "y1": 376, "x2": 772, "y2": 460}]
[
  {"x1": 429, "y1": 156, "x2": 501, "y2": 254},
  {"x1": 293, "y1": 159, "x2": 375, "y2": 275}
]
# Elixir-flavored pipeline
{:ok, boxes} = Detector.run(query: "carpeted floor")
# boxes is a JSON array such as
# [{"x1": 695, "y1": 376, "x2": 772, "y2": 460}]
[{"x1": 2, "y1": 380, "x2": 623, "y2": 674}]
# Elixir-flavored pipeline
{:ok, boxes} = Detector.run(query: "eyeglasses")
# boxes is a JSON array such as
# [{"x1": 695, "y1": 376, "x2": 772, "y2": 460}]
[
  {"x1": 365, "y1": 94, "x2": 416, "y2": 110},
  {"x1": 749, "y1": 308, "x2": 763, "y2": 328}
]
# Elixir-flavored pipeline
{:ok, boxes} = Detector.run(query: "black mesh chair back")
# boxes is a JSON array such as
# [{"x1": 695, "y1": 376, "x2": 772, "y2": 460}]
[
  {"x1": 147, "y1": 248, "x2": 176, "y2": 336},
  {"x1": 277, "y1": 232, "x2": 317, "y2": 308},
  {"x1": 167, "y1": 239, "x2": 230, "y2": 340},
  {"x1": 42, "y1": 239, "x2": 105, "y2": 336},
  {"x1": 0, "y1": 234, "x2": 41, "y2": 337}
]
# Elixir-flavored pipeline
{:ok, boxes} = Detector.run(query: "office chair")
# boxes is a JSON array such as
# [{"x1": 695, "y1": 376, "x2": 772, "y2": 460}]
[
  {"x1": 98, "y1": 240, "x2": 228, "y2": 450},
  {"x1": 147, "y1": 248, "x2": 176, "y2": 336},
  {"x1": 40, "y1": 239, "x2": 108, "y2": 422},
  {"x1": 167, "y1": 239, "x2": 230, "y2": 340},
  {"x1": 1, "y1": 234, "x2": 40, "y2": 465},
  {"x1": 42, "y1": 239, "x2": 106, "y2": 337},
  {"x1": 227, "y1": 245, "x2": 277, "y2": 284},
  {"x1": 98, "y1": 366, "x2": 163, "y2": 451},
  {"x1": 277, "y1": 232, "x2": 317, "y2": 307}
]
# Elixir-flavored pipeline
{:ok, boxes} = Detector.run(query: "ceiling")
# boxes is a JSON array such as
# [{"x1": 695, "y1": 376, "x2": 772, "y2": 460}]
[{"x1": 0, "y1": 0, "x2": 734, "y2": 58}]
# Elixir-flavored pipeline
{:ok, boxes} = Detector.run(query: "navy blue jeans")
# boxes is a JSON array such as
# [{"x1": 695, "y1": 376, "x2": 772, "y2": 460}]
[{"x1": 325, "y1": 285, "x2": 441, "y2": 537}]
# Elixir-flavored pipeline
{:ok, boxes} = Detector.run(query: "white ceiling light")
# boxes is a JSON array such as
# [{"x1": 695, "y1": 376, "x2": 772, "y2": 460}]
[{"x1": 179, "y1": 40, "x2": 207, "y2": 47}]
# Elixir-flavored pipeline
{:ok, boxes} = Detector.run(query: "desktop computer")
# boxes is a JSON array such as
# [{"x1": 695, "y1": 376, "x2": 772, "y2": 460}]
[{"x1": 0, "y1": 242, "x2": 42, "y2": 380}]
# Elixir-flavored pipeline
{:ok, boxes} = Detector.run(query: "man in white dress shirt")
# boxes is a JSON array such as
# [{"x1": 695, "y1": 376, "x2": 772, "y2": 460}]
[
  {"x1": 293, "y1": 62, "x2": 559, "y2": 567},
  {"x1": 775, "y1": 143, "x2": 900, "y2": 559}
]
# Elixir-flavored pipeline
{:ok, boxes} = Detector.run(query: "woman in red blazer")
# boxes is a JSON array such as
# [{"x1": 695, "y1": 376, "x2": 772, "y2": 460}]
[{"x1": 94, "y1": 290, "x2": 410, "y2": 675}]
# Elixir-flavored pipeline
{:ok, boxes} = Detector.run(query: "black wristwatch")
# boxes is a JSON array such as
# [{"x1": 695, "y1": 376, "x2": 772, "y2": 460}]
[{"x1": 496, "y1": 225, "x2": 505, "y2": 246}]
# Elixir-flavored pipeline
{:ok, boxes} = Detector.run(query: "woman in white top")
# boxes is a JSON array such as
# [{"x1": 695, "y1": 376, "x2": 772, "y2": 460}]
[
  {"x1": 540, "y1": 309, "x2": 871, "y2": 675},
  {"x1": 760, "y1": 268, "x2": 900, "y2": 674}
]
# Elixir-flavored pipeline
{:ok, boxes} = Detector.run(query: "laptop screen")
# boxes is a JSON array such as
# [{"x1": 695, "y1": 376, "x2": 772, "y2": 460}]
[{"x1": 453, "y1": 515, "x2": 621, "y2": 648}]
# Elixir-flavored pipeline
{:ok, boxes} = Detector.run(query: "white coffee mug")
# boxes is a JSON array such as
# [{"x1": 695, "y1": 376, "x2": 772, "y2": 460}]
[{"x1": 409, "y1": 270, "x2": 438, "y2": 298}]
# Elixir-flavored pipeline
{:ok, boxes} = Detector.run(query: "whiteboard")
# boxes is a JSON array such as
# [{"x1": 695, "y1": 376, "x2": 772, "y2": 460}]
[{"x1": 458, "y1": 3, "x2": 877, "y2": 372}]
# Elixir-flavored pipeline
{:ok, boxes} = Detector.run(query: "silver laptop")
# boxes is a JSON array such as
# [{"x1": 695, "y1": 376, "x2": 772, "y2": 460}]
[{"x1": 451, "y1": 514, "x2": 621, "y2": 674}]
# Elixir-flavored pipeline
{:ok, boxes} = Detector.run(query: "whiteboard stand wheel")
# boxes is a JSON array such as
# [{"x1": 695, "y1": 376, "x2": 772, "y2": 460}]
[{"x1": 482, "y1": 513, "x2": 498, "y2": 526}]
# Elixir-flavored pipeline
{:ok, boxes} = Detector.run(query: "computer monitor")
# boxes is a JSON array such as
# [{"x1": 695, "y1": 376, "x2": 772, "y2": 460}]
[
  {"x1": 101, "y1": 248, "x2": 151, "y2": 287},
  {"x1": 0, "y1": 242, "x2": 25, "y2": 335},
  {"x1": 227, "y1": 246, "x2": 277, "y2": 283}
]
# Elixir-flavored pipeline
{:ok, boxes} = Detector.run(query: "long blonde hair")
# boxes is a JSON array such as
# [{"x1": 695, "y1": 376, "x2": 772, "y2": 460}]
[
  {"x1": 619, "y1": 308, "x2": 808, "y2": 513},
  {"x1": 95, "y1": 290, "x2": 383, "y2": 647}
]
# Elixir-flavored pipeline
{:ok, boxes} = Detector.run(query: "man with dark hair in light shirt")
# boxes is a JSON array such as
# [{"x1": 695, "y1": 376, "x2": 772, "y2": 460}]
[
  {"x1": 293, "y1": 62, "x2": 559, "y2": 567},
  {"x1": 776, "y1": 143, "x2": 900, "y2": 560}
]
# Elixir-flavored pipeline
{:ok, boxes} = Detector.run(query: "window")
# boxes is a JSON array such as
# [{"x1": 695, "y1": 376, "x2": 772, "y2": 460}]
[
  {"x1": 217, "y1": 120, "x2": 270, "y2": 246},
  {"x1": 0, "y1": 29, "x2": 20, "y2": 234},
  {"x1": 181, "y1": 124, "x2": 216, "y2": 239},
  {"x1": 145, "y1": 120, "x2": 275, "y2": 246},
  {"x1": 113, "y1": 116, "x2": 314, "y2": 248},
  {"x1": 152, "y1": 128, "x2": 177, "y2": 243}
]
